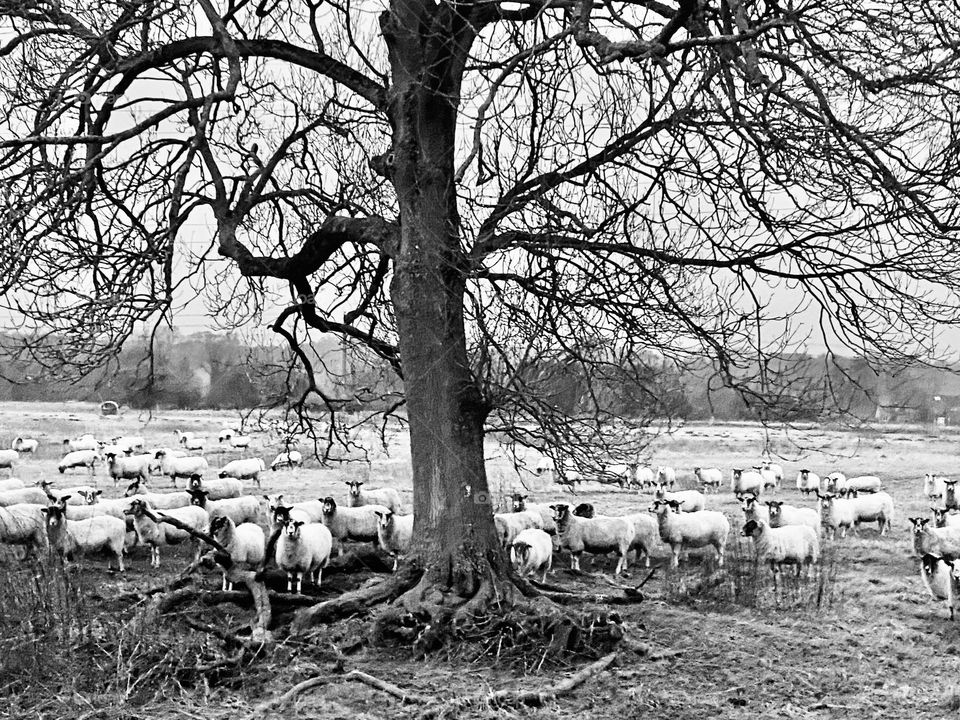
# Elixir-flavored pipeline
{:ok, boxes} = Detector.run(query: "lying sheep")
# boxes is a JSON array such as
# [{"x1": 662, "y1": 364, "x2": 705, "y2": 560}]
[
  {"x1": 0, "y1": 503, "x2": 47, "y2": 556},
  {"x1": 796, "y1": 469, "x2": 821, "y2": 496},
  {"x1": 932, "y1": 507, "x2": 960, "y2": 529},
  {"x1": 175, "y1": 430, "x2": 206, "y2": 452},
  {"x1": 217, "y1": 428, "x2": 239, "y2": 442},
  {"x1": 64, "y1": 434, "x2": 98, "y2": 452},
  {"x1": 509, "y1": 494, "x2": 557, "y2": 535},
  {"x1": 42, "y1": 503, "x2": 125, "y2": 571},
  {"x1": 654, "y1": 483, "x2": 706, "y2": 512},
  {"x1": 925, "y1": 474, "x2": 949, "y2": 501},
  {"x1": 345, "y1": 480, "x2": 404, "y2": 514},
  {"x1": 125, "y1": 498, "x2": 209, "y2": 568},
  {"x1": 741, "y1": 519, "x2": 819, "y2": 579},
  {"x1": 104, "y1": 451, "x2": 152, "y2": 487},
  {"x1": 186, "y1": 488, "x2": 262, "y2": 526},
  {"x1": 0, "y1": 486, "x2": 48, "y2": 507},
  {"x1": 766, "y1": 500, "x2": 821, "y2": 534},
  {"x1": 186, "y1": 473, "x2": 241, "y2": 500},
  {"x1": 919, "y1": 553, "x2": 960, "y2": 620},
  {"x1": 510, "y1": 528, "x2": 553, "y2": 582},
  {"x1": 270, "y1": 450, "x2": 303, "y2": 470},
  {"x1": 210, "y1": 515, "x2": 266, "y2": 590},
  {"x1": 650, "y1": 499, "x2": 729, "y2": 568},
  {"x1": 275, "y1": 516, "x2": 333, "y2": 593},
  {"x1": 226, "y1": 434, "x2": 252, "y2": 451},
  {"x1": 374, "y1": 509, "x2": 413, "y2": 571},
  {"x1": 910, "y1": 517, "x2": 960, "y2": 558},
  {"x1": 732, "y1": 468, "x2": 764, "y2": 497},
  {"x1": 218, "y1": 458, "x2": 266, "y2": 488},
  {"x1": 551, "y1": 503, "x2": 633, "y2": 575},
  {"x1": 656, "y1": 466, "x2": 676, "y2": 490},
  {"x1": 694, "y1": 467, "x2": 723, "y2": 494},
  {"x1": 819, "y1": 491, "x2": 894, "y2": 539},
  {"x1": 0, "y1": 478, "x2": 24, "y2": 492},
  {"x1": 154, "y1": 450, "x2": 208, "y2": 486},
  {"x1": 12, "y1": 437, "x2": 38, "y2": 453},
  {"x1": 58, "y1": 449, "x2": 99, "y2": 475},
  {"x1": 320, "y1": 497, "x2": 388, "y2": 550}
]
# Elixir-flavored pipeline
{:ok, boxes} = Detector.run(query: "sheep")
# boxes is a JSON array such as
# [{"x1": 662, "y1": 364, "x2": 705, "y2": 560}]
[
  {"x1": 623, "y1": 511, "x2": 660, "y2": 568},
  {"x1": 760, "y1": 461, "x2": 784, "y2": 488},
  {"x1": 634, "y1": 466, "x2": 655, "y2": 491},
  {"x1": 0, "y1": 503, "x2": 47, "y2": 556},
  {"x1": 104, "y1": 451, "x2": 153, "y2": 487},
  {"x1": 345, "y1": 480, "x2": 404, "y2": 514},
  {"x1": 374, "y1": 509, "x2": 413, "y2": 571},
  {"x1": 572, "y1": 503, "x2": 596, "y2": 518},
  {"x1": 925, "y1": 474, "x2": 949, "y2": 500},
  {"x1": 910, "y1": 517, "x2": 960, "y2": 558},
  {"x1": 741, "y1": 519, "x2": 819, "y2": 581},
  {"x1": 125, "y1": 498, "x2": 210, "y2": 568},
  {"x1": 753, "y1": 465, "x2": 778, "y2": 490},
  {"x1": 605, "y1": 463, "x2": 636, "y2": 489},
  {"x1": 186, "y1": 488, "x2": 262, "y2": 526},
  {"x1": 270, "y1": 450, "x2": 303, "y2": 470},
  {"x1": 218, "y1": 458, "x2": 266, "y2": 488},
  {"x1": 654, "y1": 483, "x2": 706, "y2": 512},
  {"x1": 217, "y1": 428, "x2": 239, "y2": 442},
  {"x1": 122, "y1": 480, "x2": 194, "y2": 509},
  {"x1": 694, "y1": 467, "x2": 723, "y2": 494},
  {"x1": 650, "y1": 499, "x2": 729, "y2": 568},
  {"x1": 267, "y1": 502, "x2": 316, "y2": 535},
  {"x1": 58, "y1": 449, "x2": 99, "y2": 475},
  {"x1": 59, "y1": 493, "x2": 133, "y2": 525},
  {"x1": 0, "y1": 486, "x2": 49, "y2": 507},
  {"x1": 12, "y1": 437, "x2": 38, "y2": 454},
  {"x1": 819, "y1": 491, "x2": 894, "y2": 539},
  {"x1": 510, "y1": 528, "x2": 553, "y2": 582},
  {"x1": 551, "y1": 503, "x2": 633, "y2": 575},
  {"x1": 766, "y1": 501, "x2": 821, "y2": 535},
  {"x1": 732, "y1": 468, "x2": 764, "y2": 496},
  {"x1": 275, "y1": 516, "x2": 333, "y2": 594},
  {"x1": 535, "y1": 457, "x2": 582, "y2": 487},
  {"x1": 919, "y1": 553, "x2": 960, "y2": 620},
  {"x1": 42, "y1": 503, "x2": 125, "y2": 571},
  {"x1": 0, "y1": 449, "x2": 19, "y2": 474},
  {"x1": 656, "y1": 466, "x2": 677, "y2": 489},
  {"x1": 177, "y1": 433, "x2": 206, "y2": 452},
  {"x1": 186, "y1": 473, "x2": 242, "y2": 500},
  {"x1": 932, "y1": 507, "x2": 960, "y2": 529},
  {"x1": 39, "y1": 480, "x2": 96, "y2": 506},
  {"x1": 739, "y1": 493, "x2": 770, "y2": 525},
  {"x1": 825, "y1": 472, "x2": 847, "y2": 494},
  {"x1": 112, "y1": 435, "x2": 145, "y2": 454},
  {"x1": 509, "y1": 493, "x2": 557, "y2": 535},
  {"x1": 945, "y1": 480, "x2": 960, "y2": 511},
  {"x1": 64, "y1": 434, "x2": 98, "y2": 452},
  {"x1": 493, "y1": 509, "x2": 543, "y2": 547},
  {"x1": 209, "y1": 515, "x2": 266, "y2": 590},
  {"x1": 796, "y1": 469, "x2": 821, "y2": 496},
  {"x1": 0, "y1": 478, "x2": 24, "y2": 492},
  {"x1": 845, "y1": 475, "x2": 882, "y2": 494},
  {"x1": 226, "y1": 435, "x2": 252, "y2": 451},
  {"x1": 320, "y1": 497, "x2": 389, "y2": 549},
  {"x1": 154, "y1": 449, "x2": 208, "y2": 485}
]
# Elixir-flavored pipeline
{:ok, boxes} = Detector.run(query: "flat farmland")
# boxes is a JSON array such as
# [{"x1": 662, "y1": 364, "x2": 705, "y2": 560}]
[{"x1": 3, "y1": 401, "x2": 960, "y2": 719}]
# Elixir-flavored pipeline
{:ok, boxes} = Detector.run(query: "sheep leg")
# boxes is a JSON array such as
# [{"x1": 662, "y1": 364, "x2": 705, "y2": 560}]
[
  {"x1": 151, "y1": 546, "x2": 160, "y2": 568},
  {"x1": 391, "y1": 556, "x2": 398, "y2": 573},
  {"x1": 116, "y1": 550, "x2": 125, "y2": 573},
  {"x1": 287, "y1": 573, "x2": 294, "y2": 593},
  {"x1": 716, "y1": 542, "x2": 725, "y2": 568},
  {"x1": 614, "y1": 554, "x2": 625, "y2": 576},
  {"x1": 670, "y1": 546, "x2": 680, "y2": 568},
  {"x1": 570, "y1": 552, "x2": 581, "y2": 572},
  {"x1": 315, "y1": 568, "x2": 323, "y2": 588}
]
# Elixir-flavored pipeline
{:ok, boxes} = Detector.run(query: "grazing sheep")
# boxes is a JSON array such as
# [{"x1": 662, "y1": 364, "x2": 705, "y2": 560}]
[
  {"x1": 493, "y1": 509, "x2": 543, "y2": 547},
  {"x1": 0, "y1": 486, "x2": 49, "y2": 507},
  {"x1": 910, "y1": 517, "x2": 960, "y2": 558},
  {"x1": 796, "y1": 469, "x2": 821, "y2": 496},
  {"x1": 0, "y1": 449, "x2": 19, "y2": 474},
  {"x1": 125, "y1": 498, "x2": 209, "y2": 568},
  {"x1": 186, "y1": 488, "x2": 262, "y2": 526},
  {"x1": 766, "y1": 500, "x2": 821, "y2": 534},
  {"x1": 509, "y1": 494, "x2": 557, "y2": 535},
  {"x1": 64, "y1": 434, "x2": 98, "y2": 452},
  {"x1": 845, "y1": 475, "x2": 882, "y2": 494},
  {"x1": 270, "y1": 450, "x2": 303, "y2": 470},
  {"x1": 634, "y1": 466, "x2": 655, "y2": 491},
  {"x1": 741, "y1": 519, "x2": 819, "y2": 580},
  {"x1": 932, "y1": 507, "x2": 960, "y2": 529},
  {"x1": 732, "y1": 468, "x2": 764, "y2": 497},
  {"x1": 186, "y1": 473, "x2": 242, "y2": 501},
  {"x1": 535, "y1": 458, "x2": 583, "y2": 487},
  {"x1": 345, "y1": 480, "x2": 404, "y2": 514},
  {"x1": 925, "y1": 474, "x2": 949, "y2": 500},
  {"x1": 209, "y1": 515, "x2": 266, "y2": 590},
  {"x1": 656, "y1": 466, "x2": 677, "y2": 490},
  {"x1": 154, "y1": 450, "x2": 208, "y2": 486},
  {"x1": 919, "y1": 553, "x2": 960, "y2": 620},
  {"x1": 0, "y1": 478, "x2": 24, "y2": 492},
  {"x1": 104, "y1": 451, "x2": 152, "y2": 487},
  {"x1": 42, "y1": 504, "x2": 125, "y2": 571},
  {"x1": 0, "y1": 503, "x2": 47, "y2": 556},
  {"x1": 551, "y1": 503, "x2": 633, "y2": 575},
  {"x1": 275, "y1": 517, "x2": 333, "y2": 593},
  {"x1": 694, "y1": 467, "x2": 723, "y2": 494},
  {"x1": 654, "y1": 484, "x2": 706, "y2": 512},
  {"x1": 320, "y1": 497, "x2": 388, "y2": 548},
  {"x1": 218, "y1": 458, "x2": 266, "y2": 488},
  {"x1": 650, "y1": 499, "x2": 730, "y2": 568},
  {"x1": 510, "y1": 528, "x2": 553, "y2": 582},
  {"x1": 12, "y1": 437, "x2": 38, "y2": 454},
  {"x1": 374, "y1": 510, "x2": 413, "y2": 571},
  {"x1": 58, "y1": 449, "x2": 99, "y2": 475},
  {"x1": 819, "y1": 491, "x2": 894, "y2": 538}
]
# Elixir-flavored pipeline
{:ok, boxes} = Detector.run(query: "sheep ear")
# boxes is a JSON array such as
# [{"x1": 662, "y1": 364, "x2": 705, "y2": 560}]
[{"x1": 40, "y1": 507, "x2": 49, "y2": 515}]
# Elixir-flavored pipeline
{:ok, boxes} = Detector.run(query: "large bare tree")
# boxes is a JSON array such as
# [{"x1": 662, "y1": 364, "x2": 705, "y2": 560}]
[{"x1": 3, "y1": 0, "x2": 960, "y2": 620}]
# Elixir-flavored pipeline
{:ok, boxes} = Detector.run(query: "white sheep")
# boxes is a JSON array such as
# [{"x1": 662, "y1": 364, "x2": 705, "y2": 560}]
[
  {"x1": 12, "y1": 437, "x2": 38, "y2": 453},
  {"x1": 39, "y1": 480, "x2": 96, "y2": 506},
  {"x1": 345, "y1": 480, "x2": 404, "y2": 514},
  {"x1": 0, "y1": 486, "x2": 49, "y2": 507},
  {"x1": 740, "y1": 493, "x2": 770, "y2": 525},
  {"x1": 510, "y1": 528, "x2": 553, "y2": 582},
  {"x1": 825, "y1": 472, "x2": 847, "y2": 494},
  {"x1": 226, "y1": 434, "x2": 251, "y2": 451},
  {"x1": 186, "y1": 488, "x2": 261, "y2": 526},
  {"x1": 177, "y1": 432, "x2": 206, "y2": 452},
  {"x1": 551, "y1": 503, "x2": 633, "y2": 575},
  {"x1": 732, "y1": 468, "x2": 764, "y2": 496},
  {"x1": 270, "y1": 450, "x2": 303, "y2": 470},
  {"x1": 153, "y1": 450, "x2": 208, "y2": 486},
  {"x1": 650, "y1": 498, "x2": 730, "y2": 568},
  {"x1": 910, "y1": 517, "x2": 960, "y2": 558},
  {"x1": 819, "y1": 491, "x2": 894, "y2": 539},
  {"x1": 374, "y1": 509, "x2": 413, "y2": 571},
  {"x1": 634, "y1": 466, "x2": 655, "y2": 491},
  {"x1": 741, "y1": 519, "x2": 819, "y2": 579},
  {"x1": 58, "y1": 449, "x2": 99, "y2": 475},
  {"x1": 919, "y1": 553, "x2": 960, "y2": 620},
  {"x1": 654, "y1": 484, "x2": 706, "y2": 512},
  {"x1": 122, "y1": 480, "x2": 194, "y2": 510},
  {"x1": 112, "y1": 435, "x2": 145, "y2": 454},
  {"x1": 622, "y1": 511, "x2": 659, "y2": 568},
  {"x1": 694, "y1": 467, "x2": 723, "y2": 494},
  {"x1": 760, "y1": 461, "x2": 784, "y2": 488},
  {"x1": 209, "y1": 515, "x2": 266, "y2": 590},
  {"x1": 104, "y1": 451, "x2": 153, "y2": 487},
  {"x1": 656, "y1": 466, "x2": 677, "y2": 489},
  {"x1": 125, "y1": 498, "x2": 209, "y2": 568},
  {"x1": 218, "y1": 458, "x2": 266, "y2": 488},
  {"x1": 42, "y1": 503, "x2": 125, "y2": 571},
  {"x1": 509, "y1": 494, "x2": 557, "y2": 535},
  {"x1": 766, "y1": 500, "x2": 821, "y2": 534},
  {"x1": 493, "y1": 509, "x2": 543, "y2": 547},
  {"x1": 0, "y1": 449, "x2": 19, "y2": 474},
  {"x1": 932, "y1": 507, "x2": 960, "y2": 529},
  {"x1": 217, "y1": 428, "x2": 238, "y2": 442},
  {"x1": 186, "y1": 473, "x2": 242, "y2": 500},
  {"x1": 534, "y1": 457, "x2": 582, "y2": 487},
  {"x1": 0, "y1": 478, "x2": 24, "y2": 492},
  {"x1": 604, "y1": 463, "x2": 636, "y2": 489},
  {"x1": 753, "y1": 465, "x2": 779, "y2": 490},
  {"x1": 844, "y1": 475, "x2": 882, "y2": 494},
  {"x1": 320, "y1": 497, "x2": 389, "y2": 551},
  {"x1": 795, "y1": 469, "x2": 821, "y2": 496},
  {"x1": 275, "y1": 517, "x2": 333, "y2": 593},
  {"x1": 0, "y1": 503, "x2": 47, "y2": 556},
  {"x1": 64, "y1": 434, "x2": 98, "y2": 452},
  {"x1": 925, "y1": 474, "x2": 949, "y2": 500},
  {"x1": 60, "y1": 493, "x2": 134, "y2": 525}
]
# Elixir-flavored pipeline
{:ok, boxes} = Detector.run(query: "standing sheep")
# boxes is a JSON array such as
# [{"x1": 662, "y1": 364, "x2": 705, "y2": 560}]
[
  {"x1": 551, "y1": 503, "x2": 633, "y2": 575},
  {"x1": 766, "y1": 500, "x2": 821, "y2": 534},
  {"x1": 125, "y1": 498, "x2": 209, "y2": 568},
  {"x1": 925, "y1": 474, "x2": 949, "y2": 500},
  {"x1": 493, "y1": 509, "x2": 543, "y2": 547},
  {"x1": 654, "y1": 484, "x2": 706, "y2": 512},
  {"x1": 0, "y1": 449, "x2": 19, "y2": 475},
  {"x1": 219, "y1": 458, "x2": 266, "y2": 488},
  {"x1": 694, "y1": 467, "x2": 723, "y2": 494},
  {"x1": 345, "y1": 480, "x2": 404, "y2": 514},
  {"x1": 945, "y1": 480, "x2": 960, "y2": 511},
  {"x1": 656, "y1": 466, "x2": 677, "y2": 490},
  {"x1": 275, "y1": 517, "x2": 333, "y2": 593},
  {"x1": 186, "y1": 473, "x2": 242, "y2": 500},
  {"x1": 58, "y1": 449, "x2": 99, "y2": 475},
  {"x1": 104, "y1": 451, "x2": 153, "y2": 487},
  {"x1": 42, "y1": 504, "x2": 125, "y2": 571},
  {"x1": 796, "y1": 469, "x2": 821, "y2": 496},
  {"x1": 0, "y1": 487, "x2": 49, "y2": 507},
  {"x1": 510, "y1": 528, "x2": 553, "y2": 582},
  {"x1": 320, "y1": 497, "x2": 389, "y2": 550},
  {"x1": 732, "y1": 468, "x2": 764, "y2": 497},
  {"x1": 374, "y1": 510, "x2": 413, "y2": 571},
  {"x1": 819, "y1": 491, "x2": 894, "y2": 539},
  {"x1": 634, "y1": 466, "x2": 655, "y2": 491},
  {"x1": 741, "y1": 519, "x2": 819, "y2": 582},
  {"x1": 650, "y1": 499, "x2": 730, "y2": 568},
  {"x1": 270, "y1": 450, "x2": 303, "y2": 470},
  {"x1": 910, "y1": 517, "x2": 960, "y2": 558},
  {"x1": 154, "y1": 450, "x2": 208, "y2": 486},
  {"x1": 0, "y1": 503, "x2": 47, "y2": 556},
  {"x1": 919, "y1": 553, "x2": 960, "y2": 620},
  {"x1": 932, "y1": 507, "x2": 960, "y2": 529},
  {"x1": 186, "y1": 488, "x2": 262, "y2": 526},
  {"x1": 209, "y1": 515, "x2": 266, "y2": 590},
  {"x1": 509, "y1": 494, "x2": 557, "y2": 535},
  {"x1": 12, "y1": 437, "x2": 38, "y2": 454}
]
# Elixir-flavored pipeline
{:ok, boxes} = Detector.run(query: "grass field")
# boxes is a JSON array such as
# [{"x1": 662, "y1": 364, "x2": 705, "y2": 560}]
[{"x1": 3, "y1": 401, "x2": 960, "y2": 718}]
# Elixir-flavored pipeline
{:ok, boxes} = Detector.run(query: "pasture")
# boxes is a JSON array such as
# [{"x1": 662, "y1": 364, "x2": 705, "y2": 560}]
[{"x1": 2, "y1": 401, "x2": 960, "y2": 718}]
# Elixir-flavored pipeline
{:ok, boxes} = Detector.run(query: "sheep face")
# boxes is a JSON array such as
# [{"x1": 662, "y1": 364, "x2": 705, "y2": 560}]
[
  {"x1": 346, "y1": 480, "x2": 364, "y2": 498},
  {"x1": 271, "y1": 505, "x2": 293, "y2": 527},
  {"x1": 732, "y1": 468, "x2": 743, "y2": 480},
  {"x1": 125, "y1": 499, "x2": 149, "y2": 517},
  {"x1": 321, "y1": 497, "x2": 337, "y2": 515},
  {"x1": 921, "y1": 553, "x2": 945, "y2": 579},
  {"x1": 741, "y1": 519, "x2": 762, "y2": 538},
  {"x1": 41, "y1": 504, "x2": 66, "y2": 528},
  {"x1": 284, "y1": 520, "x2": 305, "y2": 539},
  {"x1": 210, "y1": 515, "x2": 231, "y2": 538},
  {"x1": 511, "y1": 540, "x2": 532, "y2": 568},
  {"x1": 154, "y1": 449, "x2": 167, "y2": 459},
  {"x1": 573, "y1": 503, "x2": 595, "y2": 519},
  {"x1": 933, "y1": 508, "x2": 954, "y2": 527},
  {"x1": 79, "y1": 489, "x2": 102, "y2": 504},
  {"x1": 510, "y1": 494, "x2": 528, "y2": 512},
  {"x1": 187, "y1": 489, "x2": 208, "y2": 508},
  {"x1": 187, "y1": 474, "x2": 203, "y2": 490},
  {"x1": 124, "y1": 479, "x2": 144, "y2": 497},
  {"x1": 550, "y1": 503, "x2": 571, "y2": 529},
  {"x1": 909, "y1": 517, "x2": 931, "y2": 537},
  {"x1": 766, "y1": 501, "x2": 784, "y2": 522}
]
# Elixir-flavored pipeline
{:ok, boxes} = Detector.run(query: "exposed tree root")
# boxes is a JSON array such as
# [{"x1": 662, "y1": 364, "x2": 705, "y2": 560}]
[{"x1": 260, "y1": 668, "x2": 430, "y2": 713}]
